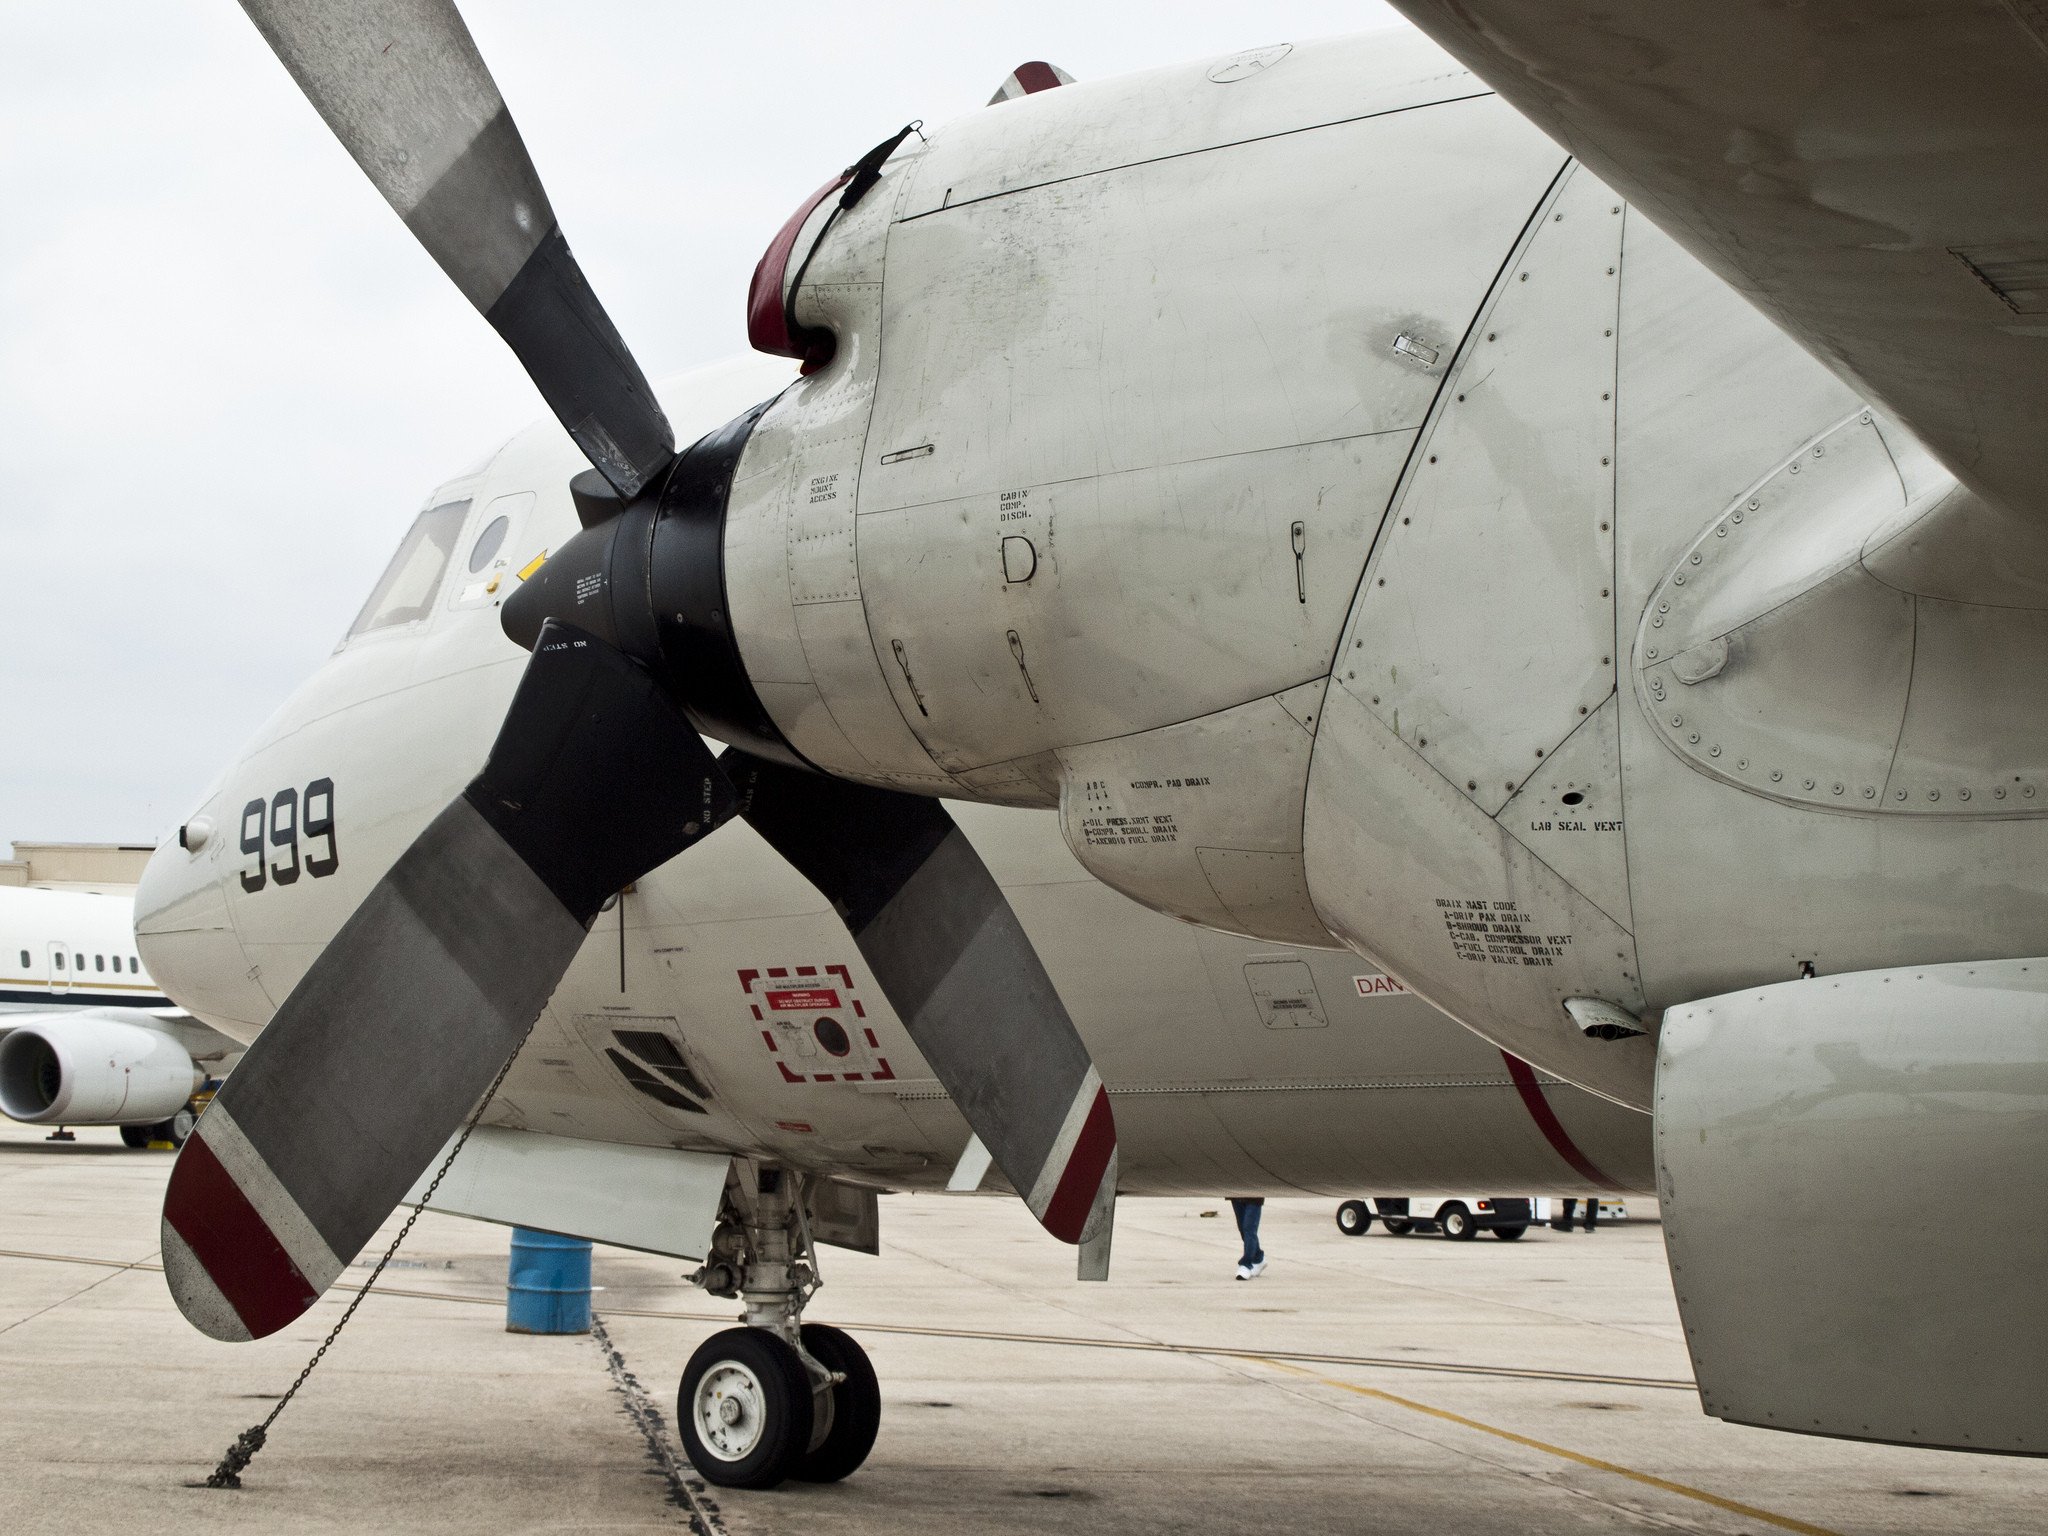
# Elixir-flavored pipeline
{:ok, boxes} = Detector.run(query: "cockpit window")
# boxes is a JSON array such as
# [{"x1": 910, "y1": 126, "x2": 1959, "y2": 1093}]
[{"x1": 347, "y1": 501, "x2": 470, "y2": 637}]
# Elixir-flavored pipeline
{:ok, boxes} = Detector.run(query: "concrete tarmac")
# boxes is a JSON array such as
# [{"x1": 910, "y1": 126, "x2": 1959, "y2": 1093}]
[{"x1": 3, "y1": 1123, "x2": 2041, "y2": 1534}]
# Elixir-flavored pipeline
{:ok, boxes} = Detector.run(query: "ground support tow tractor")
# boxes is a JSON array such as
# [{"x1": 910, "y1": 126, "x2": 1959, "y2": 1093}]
[
  {"x1": 1335, "y1": 1196, "x2": 1537, "y2": 1241},
  {"x1": 681, "y1": 1161, "x2": 881, "y2": 1489}
]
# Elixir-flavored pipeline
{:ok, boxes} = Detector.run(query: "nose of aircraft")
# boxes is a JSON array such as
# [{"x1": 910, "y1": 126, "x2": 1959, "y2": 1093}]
[{"x1": 135, "y1": 803, "x2": 270, "y2": 1045}]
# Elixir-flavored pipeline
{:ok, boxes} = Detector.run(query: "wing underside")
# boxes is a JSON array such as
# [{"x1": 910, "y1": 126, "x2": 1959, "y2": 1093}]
[{"x1": 1387, "y1": 1, "x2": 2048, "y2": 523}]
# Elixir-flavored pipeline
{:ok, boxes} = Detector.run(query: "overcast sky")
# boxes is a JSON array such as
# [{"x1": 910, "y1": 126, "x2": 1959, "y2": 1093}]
[{"x1": 0, "y1": 0, "x2": 1400, "y2": 847}]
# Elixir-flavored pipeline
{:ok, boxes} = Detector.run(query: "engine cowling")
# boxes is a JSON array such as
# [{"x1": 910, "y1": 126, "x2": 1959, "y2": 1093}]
[
  {"x1": 0, "y1": 1016, "x2": 199, "y2": 1125},
  {"x1": 708, "y1": 39, "x2": 1576, "y2": 955},
  {"x1": 1658, "y1": 959, "x2": 2048, "y2": 1454}
]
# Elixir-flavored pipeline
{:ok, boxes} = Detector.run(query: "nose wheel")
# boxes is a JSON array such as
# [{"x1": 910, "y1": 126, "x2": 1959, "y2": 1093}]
[
  {"x1": 118, "y1": 1106, "x2": 196, "y2": 1150},
  {"x1": 680, "y1": 1328, "x2": 813, "y2": 1487},
  {"x1": 677, "y1": 1324, "x2": 881, "y2": 1489},
  {"x1": 793, "y1": 1323, "x2": 881, "y2": 1483}
]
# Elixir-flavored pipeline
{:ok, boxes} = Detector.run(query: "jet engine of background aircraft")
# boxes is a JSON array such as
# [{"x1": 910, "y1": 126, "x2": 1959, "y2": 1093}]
[{"x1": 0, "y1": 1015, "x2": 199, "y2": 1129}]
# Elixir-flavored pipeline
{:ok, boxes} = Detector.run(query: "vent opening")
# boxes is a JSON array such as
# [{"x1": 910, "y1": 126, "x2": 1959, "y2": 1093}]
[
  {"x1": 603, "y1": 1045, "x2": 707, "y2": 1114},
  {"x1": 612, "y1": 1030, "x2": 712, "y2": 1100}
]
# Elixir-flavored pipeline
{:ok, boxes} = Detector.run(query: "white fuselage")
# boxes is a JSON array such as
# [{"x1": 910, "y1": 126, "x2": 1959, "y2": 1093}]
[{"x1": 0, "y1": 885, "x2": 167, "y2": 1014}]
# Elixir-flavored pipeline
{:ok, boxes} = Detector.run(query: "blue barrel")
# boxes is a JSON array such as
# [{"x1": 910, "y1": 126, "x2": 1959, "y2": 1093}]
[{"x1": 505, "y1": 1227, "x2": 592, "y2": 1334}]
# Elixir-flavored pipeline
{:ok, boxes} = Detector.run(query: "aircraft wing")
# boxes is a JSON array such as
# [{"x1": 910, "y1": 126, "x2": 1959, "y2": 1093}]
[
  {"x1": 1386, "y1": 1, "x2": 2048, "y2": 521},
  {"x1": 148, "y1": 1013, "x2": 244, "y2": 1068}
]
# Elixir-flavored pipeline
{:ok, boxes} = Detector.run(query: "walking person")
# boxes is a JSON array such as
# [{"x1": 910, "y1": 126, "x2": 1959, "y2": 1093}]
[
  {"x1": 1229, "y1": 1196, "x2": 1266, "y2": 1279},
  {"x1": 1550, "y1": 1196, "x2": 1599, "y2": 1232}
]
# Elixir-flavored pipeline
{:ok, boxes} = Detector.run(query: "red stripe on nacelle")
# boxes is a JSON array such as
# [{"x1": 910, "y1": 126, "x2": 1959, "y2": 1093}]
[
  {"x1": 747, "y1": 180, "x2": 843, "y2": 369},
  {"x1": 1037, "y1": 1086, "x2": 1116, "y2": 1243},
  {"x1": 1501, "y1": 1051, "x2": 1627, "y2": 1192},
  {"x1": 162, "y1": 1129, "x2": 321, "y2": 1339}
]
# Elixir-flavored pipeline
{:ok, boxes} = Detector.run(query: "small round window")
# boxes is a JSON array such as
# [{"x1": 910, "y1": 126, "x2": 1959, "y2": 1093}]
[{"x1": 467, "y1": 515, "x2": 510, "y2": 573}]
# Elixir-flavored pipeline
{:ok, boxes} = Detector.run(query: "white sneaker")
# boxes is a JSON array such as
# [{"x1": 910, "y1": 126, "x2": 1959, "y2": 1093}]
[
  {"x1": 1234, "y1": 1264, "x2": 1253, "y2": 1280},
  {"x1": 1246, "y1": 1259, "x2": 1267, "y2": 1279}
]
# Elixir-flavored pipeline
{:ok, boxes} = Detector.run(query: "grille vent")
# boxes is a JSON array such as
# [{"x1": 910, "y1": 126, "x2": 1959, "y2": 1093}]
[{"x1": 604, "y1": 1028, "x2": 712, "y2": 1115}]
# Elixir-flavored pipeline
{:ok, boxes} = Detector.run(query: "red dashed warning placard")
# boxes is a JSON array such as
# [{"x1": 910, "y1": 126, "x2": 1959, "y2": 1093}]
[{"x1": 740, "y1": 965, "x2": 894, "y2": 1085}]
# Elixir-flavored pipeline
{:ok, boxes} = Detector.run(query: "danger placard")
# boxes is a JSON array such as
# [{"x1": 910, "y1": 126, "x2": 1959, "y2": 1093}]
[
  {"x1": 764, "y1": 988, "x2": 840, "y2": 1012},
  {"x1": 739, "y1": 965, "x2": 894, "y2": 1085},
  {"x1": 1353, "y1": 973, "x2": 1411, "y2": 998}
]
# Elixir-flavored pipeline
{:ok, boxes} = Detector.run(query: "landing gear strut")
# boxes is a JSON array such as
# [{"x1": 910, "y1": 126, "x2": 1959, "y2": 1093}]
[{"x1": 680, "y1": 1162, "x2": 881, "y2": 1489}]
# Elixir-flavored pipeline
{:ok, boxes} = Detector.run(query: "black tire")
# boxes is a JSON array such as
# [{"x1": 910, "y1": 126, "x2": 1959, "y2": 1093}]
[
  {"x1": 1382, "y1": 1217, "x2": 1414, "y2": 1236},
  {"x1": 794, "y1": 1323, "x2": 881, "y2": 1483},
  {"x1": 1438, "y1": 1203, "x2": 1476, "y2": 1240},
  {"x1": 119, "y1": 1124, "x2": 151, "y2": 1149},
  {"x1": 1335, "y1": 1200, "x2": 1374, "y2": 1237},
  {"x1": 1491, "y1": 1224, "x2": 1528, "y2": 1241},
  {"x1": 149, "y1": 1107, "x2": 196, "y2": 1148},
  {"x1": 678, "y1": 1327, "x2": 814, "y2": 1489}
]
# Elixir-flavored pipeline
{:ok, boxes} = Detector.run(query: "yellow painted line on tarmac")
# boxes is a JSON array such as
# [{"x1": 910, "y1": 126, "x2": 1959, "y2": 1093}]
[{"x1": 1254, "y1": 1357, "x2": 1845, "y2": 1536}]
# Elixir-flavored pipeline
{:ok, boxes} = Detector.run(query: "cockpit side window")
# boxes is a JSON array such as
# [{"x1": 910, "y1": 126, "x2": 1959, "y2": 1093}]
[{"x1": 346, "y1": 501, "x2": 470, "y2": 638}]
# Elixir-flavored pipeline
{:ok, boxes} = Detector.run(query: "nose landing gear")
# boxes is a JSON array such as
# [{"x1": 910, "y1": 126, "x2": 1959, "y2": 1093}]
[{"x1": 679, "y1": 1163, "x2": 881, "y2": 1489}]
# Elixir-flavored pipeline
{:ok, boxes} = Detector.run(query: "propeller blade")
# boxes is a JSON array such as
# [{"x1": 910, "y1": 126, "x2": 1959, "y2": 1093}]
[
  {"x1": 724, "y1": 753, "x2": 1116, "y2": 1245},
  {"x1": 239, "y1": 0, "x2": 673, "y2": 497},
  {"x1": 161, "y1": 624, "x2": 735, "y2": 1340}
]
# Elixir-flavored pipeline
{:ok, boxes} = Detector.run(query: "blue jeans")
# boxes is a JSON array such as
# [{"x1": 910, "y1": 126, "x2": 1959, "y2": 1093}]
[{"x1": 1230, "y1": 1198, "x2": 1265, "y2": 1266}]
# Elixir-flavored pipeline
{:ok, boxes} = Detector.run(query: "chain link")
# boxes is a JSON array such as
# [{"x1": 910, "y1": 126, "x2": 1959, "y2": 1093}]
[{"x1": 205, "y1": 1020, "x2": 538, "y2": 1489}]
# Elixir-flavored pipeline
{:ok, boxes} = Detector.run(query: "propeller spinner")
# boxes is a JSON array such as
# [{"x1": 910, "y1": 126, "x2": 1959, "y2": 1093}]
[{"x1": 162, "y1": 0, "x2": 1115, "y2": 1342}]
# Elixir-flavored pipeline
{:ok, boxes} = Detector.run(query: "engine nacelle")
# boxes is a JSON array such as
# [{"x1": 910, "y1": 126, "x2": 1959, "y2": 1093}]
[
  {"x1": 0, "y1": 1016, "x2": 199, "y2": 1125},
  {"x1": 719, "y1": 35, "x2": 1568, "y2": 947},
  {"x1": 1658, "y1": 959, "x2": 2048, "y2": 1455}
]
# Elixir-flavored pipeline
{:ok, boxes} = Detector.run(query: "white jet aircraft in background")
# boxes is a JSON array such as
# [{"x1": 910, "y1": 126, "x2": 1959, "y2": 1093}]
[
  {"x1": 0, "y1": 885, "x2": 234, "y2": 1145},
  {"x1": 134, "y1": 0, "x2": 2048, "y2": 1489}
]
